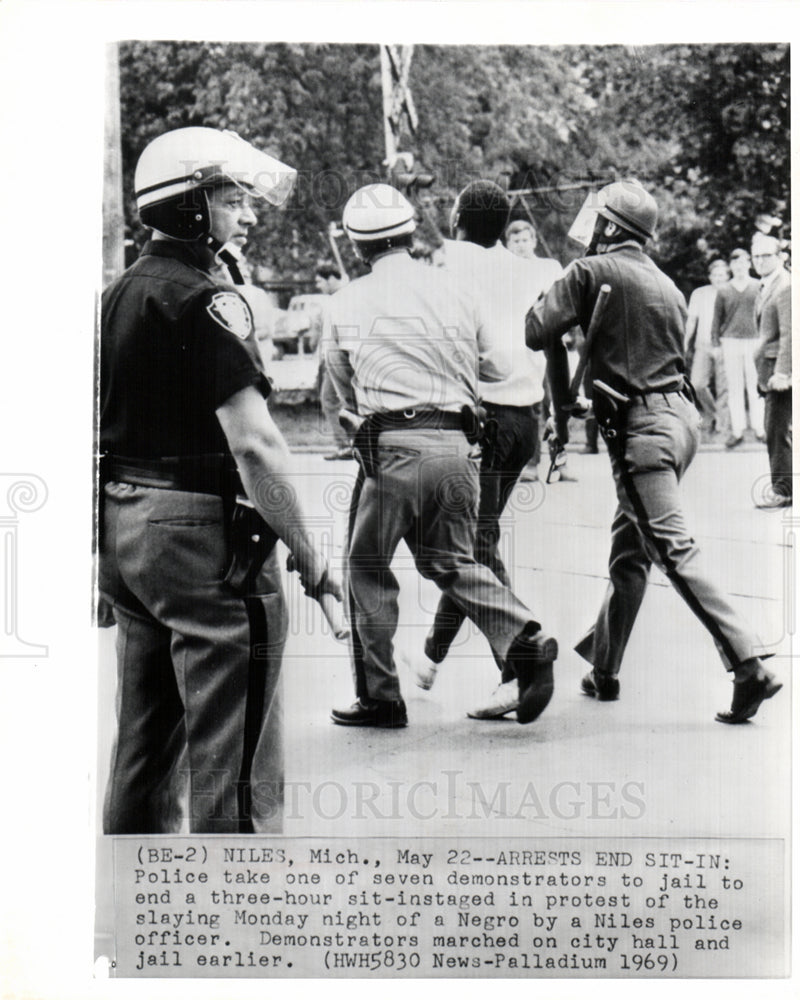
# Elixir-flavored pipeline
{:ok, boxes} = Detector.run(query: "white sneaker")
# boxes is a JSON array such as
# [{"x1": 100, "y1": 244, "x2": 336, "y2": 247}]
[
  {"x1": 467, "y1": 680, "x2": 519, "y2": 719},
  {"x1": 415, "y1": 657, "x2": 439, "y2": 691}
]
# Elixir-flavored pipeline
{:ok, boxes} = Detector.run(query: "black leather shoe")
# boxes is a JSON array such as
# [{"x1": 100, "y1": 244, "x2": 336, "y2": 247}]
[
  {"x1": 331, "y1": 698, "x2": 408, "y2": 728},
  {"x1": 506, "y1": 632, "x2": 557, "y2": 724},
  {"x1": 581, "y1": 671, "x2": 620, "y2": 701},
  {"x1": 715, "y1": 675, "x2": 782, "y2": 724}
]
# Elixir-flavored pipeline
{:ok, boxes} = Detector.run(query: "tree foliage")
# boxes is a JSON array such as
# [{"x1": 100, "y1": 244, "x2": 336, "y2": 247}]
[{"x1": 117, "y1": 41, "x2": 789, "y2": 292}]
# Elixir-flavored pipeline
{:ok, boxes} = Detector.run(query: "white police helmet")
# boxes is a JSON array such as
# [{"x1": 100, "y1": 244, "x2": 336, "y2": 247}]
[
  {"x1": 134, "y1": 127, "x2": 297, "y2": 241},
  {"x1": 342, "y1": 183, "x2": 416, "y2": 243}
]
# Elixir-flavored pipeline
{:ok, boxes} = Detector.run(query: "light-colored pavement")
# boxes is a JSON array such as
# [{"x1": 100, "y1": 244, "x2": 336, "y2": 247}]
[{"x1": 96, "y1": 444, "x2": 792, "y2": 843}]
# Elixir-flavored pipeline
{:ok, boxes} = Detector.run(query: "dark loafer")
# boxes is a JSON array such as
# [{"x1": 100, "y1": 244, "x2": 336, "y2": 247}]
[
  {"x1": 331, "y1": 698, "x2": 408, "y2": 728},
  {"x1": 581, "y1": 671, "x2": 620, "y2": 701},
  {"x1": 507, "y1": 632, "x2": 557, "y2": 725},
  {"x1": 715, "y1": 675, "x2": 782, "y2": 724}
]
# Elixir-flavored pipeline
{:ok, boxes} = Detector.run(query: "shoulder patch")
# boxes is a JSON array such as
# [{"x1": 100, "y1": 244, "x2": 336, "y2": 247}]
[{"x1": 206, "y1": 292, "x2": 253, "y2": 340}]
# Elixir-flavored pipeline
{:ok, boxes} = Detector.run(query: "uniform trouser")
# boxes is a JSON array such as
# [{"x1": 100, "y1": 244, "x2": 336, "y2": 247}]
[
  {"x1": 319, "y1": 359, "x2": 351, "y2": 449},
  {"x1": 764, "y1": 388, "x2": 793, "y2": 499},
  {"x1": 691, "y1": 343, "x2": 730, "y2": 435},
  {"x1": 346, "y1": 429, "x2": 537, "y2": 703},
  {"x1": 99, "y1": 483, "x2": 287, "y2": 834},
  {"x1": 722, "y1": 337, "x2": 764, "y2": 437},
  {"x1": 575, "y1": 394, "x2": 763, "y2": 677},
  {"x1": 427, "y1": 403, "x2": 538, "y2": 679}
]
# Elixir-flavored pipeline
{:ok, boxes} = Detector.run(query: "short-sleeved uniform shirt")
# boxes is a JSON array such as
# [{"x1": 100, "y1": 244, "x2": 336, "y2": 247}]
[
  {"x1": 100, "y1": 240, "x2": 270, "y2": 458},
  {"x1": 526, "y1": 242, "x2": 687, "y2": 397},
  {"x1": 323, "y1": 250, "x2": 487, "y2": 417}
]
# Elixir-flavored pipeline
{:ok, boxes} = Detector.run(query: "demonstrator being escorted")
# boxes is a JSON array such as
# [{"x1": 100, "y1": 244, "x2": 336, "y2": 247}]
[
  {"x1": 324, "y1": 183, "x2": 558, "y2": 728},
  {"x1": 421, "y1": 180, "x2": 561, "y2": 720},
  {"x1": 525, "y1": 180, "x2": 780, "y2": 725}
]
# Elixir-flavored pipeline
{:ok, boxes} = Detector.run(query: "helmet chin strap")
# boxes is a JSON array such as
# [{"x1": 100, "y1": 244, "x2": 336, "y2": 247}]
[
  {"x1": 206, "y1": 235, "x2": 245, "y2": 284},
  {"x1": 586, "y1": 218, "x2": 629, "y2": 257}
]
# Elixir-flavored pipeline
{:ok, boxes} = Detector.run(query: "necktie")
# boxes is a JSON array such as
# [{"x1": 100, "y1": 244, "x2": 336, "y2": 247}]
[{"x1": 755, "y1": 280, "x2": 766, "y2": 322}]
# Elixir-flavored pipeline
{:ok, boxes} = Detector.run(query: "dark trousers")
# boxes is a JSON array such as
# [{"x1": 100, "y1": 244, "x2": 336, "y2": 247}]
[
  {"x1": 575, "y1": 394, "x2": 762, "y2": 677},
  {"x1": 427, "y1": 403, "x2": 538, "y2": 678},
  {"x1": 319, "y1": 359, "x2": 351, "y2": 449},
  {"x1": 100, "y1": 483, "x2": 287, "y2": 834},
  {"x1": 764, "y1": 389, "x2": 792, "y2": 499}
]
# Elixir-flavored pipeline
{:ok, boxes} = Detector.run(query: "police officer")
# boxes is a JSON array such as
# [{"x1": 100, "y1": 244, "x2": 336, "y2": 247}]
[
  {"x1": 100, "y1": 127, "x2": 339, "y2": 833},
  {"x1": 526, "y1": 180, "x2": 781, "y2": 725},
  {"x1": 324, "y1": 183, "x2": 558, "y2": 727}
]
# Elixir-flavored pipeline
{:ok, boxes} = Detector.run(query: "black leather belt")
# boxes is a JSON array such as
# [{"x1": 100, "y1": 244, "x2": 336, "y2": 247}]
[
  {"x1": 629, "y1": 385, "x2": 693, "y2": 406},
  {"x1": 484, "y1": 401, "x2": 536, "y2": 413},
  {"x1": 353, "y1": 409, "x2": 477, "y2": 477},
  {"x1": 370, "y1": 409, "x2": 466, "y2": 432},
  {"x1": 102, "y1": 454, "x2": 238, "y2": 497}
]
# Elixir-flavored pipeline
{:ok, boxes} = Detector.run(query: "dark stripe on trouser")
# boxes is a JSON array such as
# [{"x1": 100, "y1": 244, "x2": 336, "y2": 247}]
[
  {"x1": 616, "y1": 455, "x2": 742, "y2": 669},
  {"x1": 237, "y1": 596, "x2": 269, "y2": 832},
  {"x1": 347, "y1": 464, "x2": 369, "y2": 701}
]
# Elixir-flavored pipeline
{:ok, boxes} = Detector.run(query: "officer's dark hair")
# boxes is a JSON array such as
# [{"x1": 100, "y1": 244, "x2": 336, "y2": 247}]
[
  {"x1": 355, "y1": 232, "x2": 414, "y2": 264},
  {"x1": 453, "y1": 180, "x2": 511, "y2": 248},
  {"x1": 315, "y1": 261, "x2": 342, "y2": 281}
]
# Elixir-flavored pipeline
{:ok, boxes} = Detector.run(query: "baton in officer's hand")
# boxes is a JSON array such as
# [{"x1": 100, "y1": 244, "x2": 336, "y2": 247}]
[
  {"x1": 286, "y1": 555, "x2": 350, "y2": 641},
  {"x1": 319, "y1": 592, "x2": 349, "y2": 641},
  {"x1": 563, "y1": 283, "x2": 611, "y2": 412},
  {"x1": 543, "y1": 416, "x2": 566, "y2": 484}
]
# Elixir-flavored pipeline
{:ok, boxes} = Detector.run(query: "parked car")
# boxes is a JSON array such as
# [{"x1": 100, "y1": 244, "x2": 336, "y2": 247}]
[{"x1": 272, "y1": 293, "x2": 326, "y2": 356}]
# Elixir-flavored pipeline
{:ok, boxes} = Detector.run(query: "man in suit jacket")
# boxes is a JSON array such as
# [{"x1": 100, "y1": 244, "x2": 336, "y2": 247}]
[{"x1": 752, "y1": 232, "x2": 792, "y2": 508}]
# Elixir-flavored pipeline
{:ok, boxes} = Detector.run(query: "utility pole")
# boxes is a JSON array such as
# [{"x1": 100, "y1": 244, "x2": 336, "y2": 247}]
[
  {"x1": 379, "y1": 44, "x2": 417, "y2": 170},
  {"x1": 378, "y1": 44, "x2": 439, "y2": 243},
  {"x1": 103, "y1": 43, "x2": 124, "y2": 287}
]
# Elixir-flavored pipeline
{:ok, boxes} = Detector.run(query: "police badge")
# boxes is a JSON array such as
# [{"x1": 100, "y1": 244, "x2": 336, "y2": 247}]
[{"x1": 206, "y1": 292, "x2": 253, "y2": 340}]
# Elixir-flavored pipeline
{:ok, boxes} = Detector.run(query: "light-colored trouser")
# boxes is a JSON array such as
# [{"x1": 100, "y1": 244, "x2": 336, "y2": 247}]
[
  {"x1": 722, "y1": 337, "x2": 764, "y2": 437},
  {"x1": 690, "y1": 342, "x2": 730, "y2": 435},
  {"x1": 575, "y1": 393, "x2": 764, "y2": 677},
  {"x1": 100, "y1": 483, "x2": 287, "y2": 834},
  {"x1": 347, "y1": 429, "x2": 536, "y2": 702}
]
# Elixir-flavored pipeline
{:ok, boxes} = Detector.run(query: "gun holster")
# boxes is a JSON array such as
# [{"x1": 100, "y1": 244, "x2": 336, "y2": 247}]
[
  {"x1": 461, "y1": 404, "x2": 486, "y2": 446},
  {"x1": 592, "y1": 380, "x2": 631, "y2": 444},
  {"x1": 223, "y1": 498, "x2": 279, "y2": 595},
  {"x1": 352, "y1": 418, "x2": 381, "y2": 478}
]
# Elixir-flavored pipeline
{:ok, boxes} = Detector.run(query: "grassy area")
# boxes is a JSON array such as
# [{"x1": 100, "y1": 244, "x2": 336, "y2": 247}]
[{"x1": 271, "y1": 400, "x2": 336, "y2": 451}]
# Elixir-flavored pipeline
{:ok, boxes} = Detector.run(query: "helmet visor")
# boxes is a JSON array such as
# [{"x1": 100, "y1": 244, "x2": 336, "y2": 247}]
[
  {"x1": 217, "y1": 131, "x2": 296, "y2": 206},
  {"x1": 567, "y1": 191, "x2": 604, "y2": 248}
]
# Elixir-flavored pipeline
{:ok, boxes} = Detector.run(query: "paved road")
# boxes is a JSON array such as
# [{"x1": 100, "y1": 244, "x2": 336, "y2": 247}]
[
  {"x1": 277, "y1": 444, "x2": 792, "y2": 841},
  {"x1": 95, "y1": 444, "x2": 792, "y2": 842}
]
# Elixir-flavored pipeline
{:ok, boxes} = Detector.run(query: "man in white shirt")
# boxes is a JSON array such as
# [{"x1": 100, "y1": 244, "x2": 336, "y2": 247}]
[
  {"x1": 504, "y1": 218, "x2": 566, "y2": 476},
  {"x1": 685, "y1": 258, "x2": 731, "y2": 437},
  {"x1": 420, "y1": 181, "x2": 564, "y2": 719}
]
